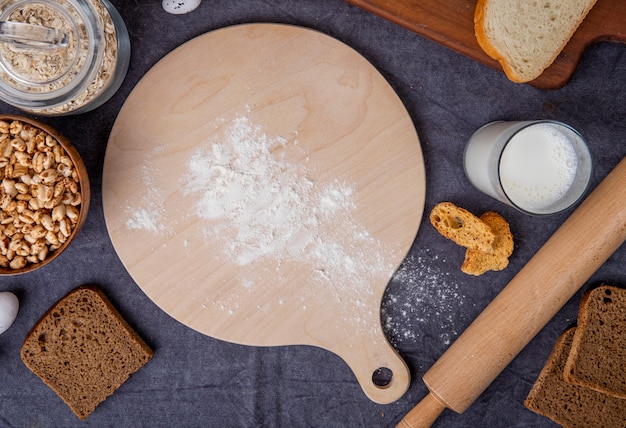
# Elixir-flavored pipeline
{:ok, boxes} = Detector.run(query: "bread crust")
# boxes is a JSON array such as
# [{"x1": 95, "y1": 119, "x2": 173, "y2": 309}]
[
  {"x1": 430, "y1": 202, "x2": 515, "y2": 275},
  {"x1": 525, "y1": 327, "x2": 626, "y2": 427},
  {"x1": 20, "y1": 285, "x2": 153, "y2": 420},
  {"x1": 429, "y1": 202, "x2": 495, "y2": 253},
  {"x1": 474, "y1": 0, "x2": 598, "y2": 83},
  {"x1": 564, "y1": 284, "x2": 626, "y2": 399},
  {"x1": 473, "y1": 0, "x2": 525, "y2": 83},
  {"x1": 461, "y1": 211, "x2": 513, "y2": 275}
]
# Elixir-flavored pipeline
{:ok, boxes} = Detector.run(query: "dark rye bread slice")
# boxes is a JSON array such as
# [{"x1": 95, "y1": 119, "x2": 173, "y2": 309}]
[
  {"x1": 20, "y1": 285, "x2": 153, "y2": 420},
  {"x1": 524, "y1": 327, "x2": 626, "y2": 428},
  {"x1": 564, "y1": 285, "x2": 626, "y2": 399}
]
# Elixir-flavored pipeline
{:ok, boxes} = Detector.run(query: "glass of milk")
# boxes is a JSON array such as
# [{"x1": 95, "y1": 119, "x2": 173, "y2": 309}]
[{"x1": 464, "y1": 120, "x2": 592, "y2": 215}]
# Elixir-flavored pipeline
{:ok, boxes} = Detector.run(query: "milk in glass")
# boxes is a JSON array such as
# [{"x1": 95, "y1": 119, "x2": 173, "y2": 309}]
[{"x1": 464, "y1": 121, "x2": 591, "y2": 215}]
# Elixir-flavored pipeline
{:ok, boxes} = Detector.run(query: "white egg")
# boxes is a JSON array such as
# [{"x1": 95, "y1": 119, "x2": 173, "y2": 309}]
[
  {"x1": 162, "y1": 0, "x2": 202, "y2": 15},
  {"x1": 0, "y1": 291, "x2": 19, "y2": 334}
]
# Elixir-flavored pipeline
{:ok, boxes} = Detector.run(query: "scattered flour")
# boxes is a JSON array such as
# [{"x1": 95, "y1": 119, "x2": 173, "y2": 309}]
[
  {"x1": 381, "y1": 248, "x2": 468, "y2": 347},
  {"x1": 181, "y1": 115, "x2": 393, "y2": 298},
  {"x1": 127, "y1": 113, "x2": 395, "y2": 307},
  {"x1": 122, "y1": 113, "x2": 468, "y2": 348},
  {"x1": 126, "y1": 208, "x2": 162, "y2": 234},
  {"x1": 125, "y1": 164, "x2": 168, "y2": 234}
]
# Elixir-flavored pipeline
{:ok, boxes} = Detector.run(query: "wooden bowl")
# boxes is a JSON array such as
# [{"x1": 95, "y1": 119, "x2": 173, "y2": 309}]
[{"x1": 0, "y1": 115, "x2": 90, "y2": 275}]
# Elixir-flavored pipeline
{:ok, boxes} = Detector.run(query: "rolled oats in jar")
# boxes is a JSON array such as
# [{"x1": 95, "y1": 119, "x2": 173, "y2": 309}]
[{"x1": 0, "y1": 0, "x2": 130, "y2": 115}]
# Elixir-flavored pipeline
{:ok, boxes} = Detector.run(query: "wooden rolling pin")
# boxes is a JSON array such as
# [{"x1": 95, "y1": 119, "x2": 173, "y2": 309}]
[{"x1": 398, "y1": 156, "x2": 626, "y2": 428}]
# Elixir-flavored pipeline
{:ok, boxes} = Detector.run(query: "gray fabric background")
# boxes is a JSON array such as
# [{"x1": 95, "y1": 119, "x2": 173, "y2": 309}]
[{"x1": 0, "y1": 1, "x2": 624, "y2": 427}]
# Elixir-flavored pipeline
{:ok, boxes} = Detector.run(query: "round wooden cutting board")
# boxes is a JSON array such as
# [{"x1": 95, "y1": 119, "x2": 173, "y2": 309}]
[{"x1": 102, "y1": 23, "x2": 425, "y2": 404}]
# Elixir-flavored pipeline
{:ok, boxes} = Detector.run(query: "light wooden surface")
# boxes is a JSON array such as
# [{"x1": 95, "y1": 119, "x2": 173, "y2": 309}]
[
  {"x1": 346, "y1": 0, "x2": 626, "y2": 89},
  {"x1": 397, "y1": 391, "x2": 446, "y2": 428},
  {"x1": 102, "y1": 23, "x2": 425, "y2": 404},
  {"x1": 399, "y1": 156, "x2": 626, "y2": 426}
]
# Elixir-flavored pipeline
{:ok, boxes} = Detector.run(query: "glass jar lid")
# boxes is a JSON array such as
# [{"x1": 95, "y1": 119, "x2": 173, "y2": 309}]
[{"x1": 0, "y1": 0, "x2": 102, "y2": 107}]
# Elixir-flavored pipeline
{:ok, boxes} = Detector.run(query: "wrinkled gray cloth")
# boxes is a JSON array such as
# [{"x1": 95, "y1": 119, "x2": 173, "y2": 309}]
[{"x1": 0, "y1": 1, "x2": 624, "y2": 427}]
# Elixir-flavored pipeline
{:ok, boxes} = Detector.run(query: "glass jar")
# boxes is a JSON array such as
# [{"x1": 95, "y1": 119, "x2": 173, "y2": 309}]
[{"x1": 0, "y1": 0, "x2": 130, "y2": 115}]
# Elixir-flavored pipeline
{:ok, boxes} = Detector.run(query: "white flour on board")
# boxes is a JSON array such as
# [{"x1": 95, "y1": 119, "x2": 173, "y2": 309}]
[
  {"x1": 125, "y1": 113, "x2": 396, "y2": 312},
  {"x1": 121, "y1": 113, "x2": 468, "y2": 349},
  {"x1": 125, "y1": 164, "x2": 169, "y2": 234},
  {"x1": 180, "y1": 115, "x2": 393, "y2": 298}
]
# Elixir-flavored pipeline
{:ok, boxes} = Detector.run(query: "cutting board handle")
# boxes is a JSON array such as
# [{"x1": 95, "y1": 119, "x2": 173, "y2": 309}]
[{"x1": 336, "y1": 325, "x2": 411, "y2": 404}]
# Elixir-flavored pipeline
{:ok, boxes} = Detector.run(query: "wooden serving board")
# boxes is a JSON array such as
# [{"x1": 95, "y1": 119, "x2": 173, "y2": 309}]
[
  {"x1": 346, "y1": 0, "x2": 626, "y2": 89},
  {"x1": 102, "y1": 23, "x2": 425, "y2": 404}
]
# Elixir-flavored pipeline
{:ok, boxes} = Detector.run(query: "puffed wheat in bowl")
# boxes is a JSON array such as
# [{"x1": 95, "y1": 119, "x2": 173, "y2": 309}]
[{"x1": 0, "y1": 115, "x2": 89, "y2": 274}]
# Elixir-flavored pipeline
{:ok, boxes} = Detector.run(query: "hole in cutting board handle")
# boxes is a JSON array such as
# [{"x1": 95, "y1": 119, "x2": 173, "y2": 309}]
[{"x1": 372, "y1": 367, "x2": 393, "y2": 388}]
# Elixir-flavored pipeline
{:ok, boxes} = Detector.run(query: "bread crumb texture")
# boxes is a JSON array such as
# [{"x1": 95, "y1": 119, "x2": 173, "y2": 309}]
[
  {"x1": 564, "y1": 285, "x2": 626, "y2": 399},
  {"x1": 20, "y1": 285, "x2": 153, "y2": 420},
  {"x1": 525, "y1": 328, "x2": 626, "y2": 428},
  {"x1": 474, "y1": 0, "x2": 598, "y2": 82},
  {"x1": 429, "y1": 202, "x2": 495, "y2": 252},
  {"x1": 461, "y1": 211, "x2": 513, "y2": 276},
  {"x1": 430, "y1": 202, "x2": 513, "y2": 275}
]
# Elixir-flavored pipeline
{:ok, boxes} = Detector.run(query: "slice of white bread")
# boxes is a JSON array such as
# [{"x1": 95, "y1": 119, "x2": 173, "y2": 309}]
[
  {"x1": 474, "y1": 0, "x2": 598, "y2": 83},
  {"x1": 524, "y1": 328, "x2": 626, "y2": 427},
  {"x1": 21, "y1": 285, "x2": 153, "y2": 420},
  {"x1": 564, "y1": 285, "x2": 626, "y2": 399}
]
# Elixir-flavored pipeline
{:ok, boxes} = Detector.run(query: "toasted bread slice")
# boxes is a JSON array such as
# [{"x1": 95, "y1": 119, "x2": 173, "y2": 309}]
[
  {"x1": 430, "y1": 202, "x2": 495, "y2": 253},
  {"x1": 462, "y1": 211, "x2": 513, "y2": 275}
]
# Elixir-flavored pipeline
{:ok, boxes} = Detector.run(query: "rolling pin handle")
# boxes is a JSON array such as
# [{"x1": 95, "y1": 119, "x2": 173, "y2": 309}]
[{"x1": 396, "y1": 392, "x2": 446, "y2": 428}]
